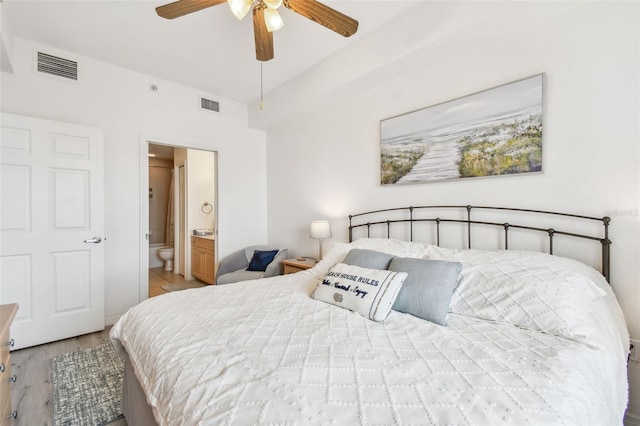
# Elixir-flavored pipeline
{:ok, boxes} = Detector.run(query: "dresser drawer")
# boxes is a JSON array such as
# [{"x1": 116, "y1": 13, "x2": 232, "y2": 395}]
[
  {"x1": 0, "y1": 361, "x2": 12, "y2": 424},
  {"x1": 0, "y1": 304, "x2": 18, "y2": 425},
  {"x1": 0, "y1": 335, "x2": 9, "y2": 367},
  {"x1": 1, "y1": 320, "x2": 12, "y2": 374}
]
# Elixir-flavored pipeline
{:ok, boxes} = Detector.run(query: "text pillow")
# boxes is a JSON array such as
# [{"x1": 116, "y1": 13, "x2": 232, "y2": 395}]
[
  {"x1": 246, "y1": 250, "x2": 278, "y2": 272},
  {"x1": 343, "y1": 248, "x2": 395, "y2": 270},
  {"x1": 312, "y1": 263, "x2": 407, "y2": 322},
  {"x1": 389, "y1": 257, "x2": 462, "y2": 326}
]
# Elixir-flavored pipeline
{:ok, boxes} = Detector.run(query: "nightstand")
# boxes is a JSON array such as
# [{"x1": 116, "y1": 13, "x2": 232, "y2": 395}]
[{"x1": 282, "y1": 258, "x2": 316, "y2": 274}]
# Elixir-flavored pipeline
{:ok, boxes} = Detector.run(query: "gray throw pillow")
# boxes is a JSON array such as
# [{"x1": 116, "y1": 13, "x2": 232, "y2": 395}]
[
  {"x1": 389, "y1": 257, "x2": 462, "y2": 326},
  {"x1": 342, "y1": 249, "x2": 395, "y2": 270}
]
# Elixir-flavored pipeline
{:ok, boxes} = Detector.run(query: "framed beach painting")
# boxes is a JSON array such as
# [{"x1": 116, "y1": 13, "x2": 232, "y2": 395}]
[{"x1": 380, "y1": 74, "x2": 543, "y2": 185}]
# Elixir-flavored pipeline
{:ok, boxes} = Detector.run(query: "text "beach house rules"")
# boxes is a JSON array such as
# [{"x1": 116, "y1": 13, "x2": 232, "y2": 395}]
[{"x1": 322, "y1": 270, "x2": 380, "y2": 300}]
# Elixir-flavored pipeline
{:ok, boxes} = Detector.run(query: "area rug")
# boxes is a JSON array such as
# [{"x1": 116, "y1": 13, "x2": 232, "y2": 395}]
[
  {"x1": 161, "y1": 280, "x2": 207, "y2": 292},
  {"x1": 51, "y1": 343, "x2": 124, "y2": 426}
]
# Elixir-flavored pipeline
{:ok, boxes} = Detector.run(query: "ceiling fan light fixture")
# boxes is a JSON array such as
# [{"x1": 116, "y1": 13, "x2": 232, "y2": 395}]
[
  {"x1": 156, "y1": 0, "x2": 359, "y2": 61},
  {"x1": 263, "y1": 0, "x2": 283, "y2": 9},
  {"x1": 264, "y1": 8, "x2": 284, "y2": 32},
  {"x1": 228, "y1": 0, "x2": 253, "y2": 20}
]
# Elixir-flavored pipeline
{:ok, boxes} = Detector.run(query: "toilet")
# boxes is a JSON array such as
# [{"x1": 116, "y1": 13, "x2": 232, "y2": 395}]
[{"x1": 158, "y1": 246, "x2": 174, "y2": 271}]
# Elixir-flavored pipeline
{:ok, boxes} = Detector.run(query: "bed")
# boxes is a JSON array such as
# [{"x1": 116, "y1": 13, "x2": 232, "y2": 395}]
[{"x1": 110, "y1": 205, "x2": 630, "y2": 425}]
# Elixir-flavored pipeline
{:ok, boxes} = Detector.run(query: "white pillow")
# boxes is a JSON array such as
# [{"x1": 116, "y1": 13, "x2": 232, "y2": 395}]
[
  {"x1": 426, "y1": 247, "x2": 606, "y2": 299},
  {"x1": 306, "y1": 242, "x2": 352, "y2": 279},
  {"x1": 425, "y1": 247, "x2": 607, "y2": 341},
  {"x1": 350, "y1": 238, "x2": 432, "y2": 259},
  {"x1": 311, "y1": 263, "x2": 407, "y2": 322}
]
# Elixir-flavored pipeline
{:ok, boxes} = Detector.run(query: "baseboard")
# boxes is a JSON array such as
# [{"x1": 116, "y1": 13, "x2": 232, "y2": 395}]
[
  {"x1": 104, "y1": 314, "x2": 121, "y2": 326},
  {"x1": 625, "y1": 411, "x2": 640, "y2": 426}
]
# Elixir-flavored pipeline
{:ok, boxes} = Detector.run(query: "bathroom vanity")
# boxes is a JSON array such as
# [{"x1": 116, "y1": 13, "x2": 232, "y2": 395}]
[{"x1": 191, "y1": 236, "x2": 215, "y2": 284}]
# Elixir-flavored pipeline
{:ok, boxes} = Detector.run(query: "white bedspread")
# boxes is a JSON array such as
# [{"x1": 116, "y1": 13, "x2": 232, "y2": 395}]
[{"x1": 111, "y1": 270, "x2": 627, "y2": 425}]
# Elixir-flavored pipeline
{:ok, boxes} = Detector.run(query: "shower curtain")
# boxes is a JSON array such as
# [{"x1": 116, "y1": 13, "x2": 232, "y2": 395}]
[{"x1": 164, "y1": 170, "x2": 174, "y2": 247}]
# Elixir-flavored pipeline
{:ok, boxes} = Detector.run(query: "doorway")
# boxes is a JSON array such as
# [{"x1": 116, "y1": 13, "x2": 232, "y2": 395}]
[
  {"x1": 147, "y1": 143, "x2": 181, "y2": 297},
  {"x1": 139, "y1": 138, "x2": 218, "y2": 301}
]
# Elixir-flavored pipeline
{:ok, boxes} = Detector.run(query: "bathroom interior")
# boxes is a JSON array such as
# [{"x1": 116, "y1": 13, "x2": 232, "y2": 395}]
[{"x1": 148, "y1": 143, "x2": 217, "y2": 297}]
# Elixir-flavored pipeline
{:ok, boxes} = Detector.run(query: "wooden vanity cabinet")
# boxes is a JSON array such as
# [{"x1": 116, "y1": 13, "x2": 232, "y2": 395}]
[{"x1": 191, "y1": 236, "x2": 215, "y2": 284}]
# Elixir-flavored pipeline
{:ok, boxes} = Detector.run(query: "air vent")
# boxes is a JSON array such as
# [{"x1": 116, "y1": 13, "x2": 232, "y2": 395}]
[
  {"x1": 37, "y1": 52, "x2": 78, "y2": 81},
  {"x1": 200, "y1": 97, "x2": 220, "y2": 112}
]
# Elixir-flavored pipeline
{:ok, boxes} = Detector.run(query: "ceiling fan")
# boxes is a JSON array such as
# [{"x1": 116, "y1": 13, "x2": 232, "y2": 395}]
[{"x1": 156, "y1": 0, "x2": 359, "y2": 62}]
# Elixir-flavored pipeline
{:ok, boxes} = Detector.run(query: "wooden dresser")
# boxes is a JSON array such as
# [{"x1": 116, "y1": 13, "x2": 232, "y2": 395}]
[
  {"x1": 191, "y1": 236, "x2": 215, "y2": 284},
  {"x1": 0, "y1": 304, "x2": 18, "y2": 425}
]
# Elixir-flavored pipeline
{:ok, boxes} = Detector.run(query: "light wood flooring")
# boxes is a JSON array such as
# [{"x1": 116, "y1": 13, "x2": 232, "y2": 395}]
[
  {"x1": 10, "y1": 326, "x2": 127, "y2": 426},
  {"x1": 149, "y1": 267, "x2": 184, "y2": 297},
  {"x1": 7, "y1": 269, "x2": 183, "y2": 425}
]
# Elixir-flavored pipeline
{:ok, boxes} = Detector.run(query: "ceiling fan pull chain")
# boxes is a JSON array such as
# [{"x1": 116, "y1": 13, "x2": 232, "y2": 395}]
[{"x1": 260, "y1": 61, "x2": 265, "y2": 110}]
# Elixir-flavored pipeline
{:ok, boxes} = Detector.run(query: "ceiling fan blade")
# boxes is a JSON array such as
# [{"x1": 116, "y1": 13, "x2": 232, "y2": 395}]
[
  {"x1": 253, "y1": 7, "x2": 274, "y2": 61},
  {"x1": 284, "y1": 0, "x2": 358, "y2": 37},
  {"x1": 156, "y1": 0, "x2": 226, "y2": 19}
]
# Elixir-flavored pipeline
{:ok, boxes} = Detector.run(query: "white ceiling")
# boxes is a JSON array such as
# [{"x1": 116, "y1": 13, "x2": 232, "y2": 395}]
[{"x1": 3, "y1": 0, "x2": 418, "y2": 104}]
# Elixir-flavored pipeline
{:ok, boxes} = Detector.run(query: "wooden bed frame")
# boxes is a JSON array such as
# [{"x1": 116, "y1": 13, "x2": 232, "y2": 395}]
[{"x1": 348, "y1": 205, "x2": 611, "y2": 282}]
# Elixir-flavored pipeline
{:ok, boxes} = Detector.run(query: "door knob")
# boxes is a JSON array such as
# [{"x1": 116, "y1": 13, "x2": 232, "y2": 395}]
[{"x1": 83, "y1": 236, "x2": 102, "y2": 244}]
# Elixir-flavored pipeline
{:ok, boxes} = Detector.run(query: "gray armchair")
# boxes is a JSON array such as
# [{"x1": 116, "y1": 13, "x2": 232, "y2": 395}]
[{"x1": 216, "y1": 245, "x2": 288, "y2": 285}]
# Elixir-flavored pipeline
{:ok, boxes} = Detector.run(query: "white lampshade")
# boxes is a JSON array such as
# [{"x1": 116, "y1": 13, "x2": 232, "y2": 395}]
[
  {"x1": 263, "y1": 7, "x2": 284, "y2": 32},
  {"x1": 227, "y1": 0, "x2": 252, "y2": 20},
  {"x1": 310, "y1": 220, "x2": 331, "y2": 261},
  {"x1": 263, "y1": 0, "x2": 283, "y2": 9},
  {"x1": 310, "y1": 220, "x2": 332, "y2": 239}
]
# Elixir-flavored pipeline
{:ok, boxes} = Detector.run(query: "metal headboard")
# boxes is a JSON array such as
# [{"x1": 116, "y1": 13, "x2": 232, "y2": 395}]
[{"x1": 348, "y1": 205, "x2": 611, "y2": 282}]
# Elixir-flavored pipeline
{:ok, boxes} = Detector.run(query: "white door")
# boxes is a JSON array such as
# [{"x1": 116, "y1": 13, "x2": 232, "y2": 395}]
[{"x1": 0, "y1": 113, "x2": 104, "y2": 349}]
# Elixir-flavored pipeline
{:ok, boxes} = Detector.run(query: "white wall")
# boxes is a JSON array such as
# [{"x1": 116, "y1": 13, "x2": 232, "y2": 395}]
[
  {"x1": 185, "y1": 148, "x2": 217, "y2": 279},
  {"x1": 261, "y1": 1, "x2": 640, "y2": 420},
  {"x1": 0, "y1": 6, "x2": 14, "y2": 73},
  {"x1": 187, "y1": 149, "x2": 216, "y2": 232},
  {"x1": 1, "y1": 37, "x2": 268, "y2": 323}
]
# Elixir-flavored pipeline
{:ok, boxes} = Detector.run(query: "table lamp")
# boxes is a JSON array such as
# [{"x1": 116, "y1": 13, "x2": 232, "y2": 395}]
[{"x1": 310, "y1": 220, "x2": 332, "y2": 261}]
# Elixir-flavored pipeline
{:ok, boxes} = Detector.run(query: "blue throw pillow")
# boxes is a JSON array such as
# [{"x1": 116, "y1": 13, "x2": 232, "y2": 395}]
[
  {"x1": 246, "y1": 249, "x2": 279, "y2": 272},
  {"x1": 389, "y1": 257, "x2": 462, "y2": 326}
]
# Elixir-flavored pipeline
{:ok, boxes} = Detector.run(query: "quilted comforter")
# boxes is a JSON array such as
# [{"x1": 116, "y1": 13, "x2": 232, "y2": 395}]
[{"x1": 111, "y1": 244, "x2": 628, "y2": 426}]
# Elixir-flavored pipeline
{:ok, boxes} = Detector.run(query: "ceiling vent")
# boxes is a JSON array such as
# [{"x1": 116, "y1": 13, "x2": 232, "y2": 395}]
[
  {"x1": 37, "y1": 52, "x2": 78, "y2": 81},
  {"x1": 200, "y1": 97, "x2": 220, "y2": 113}
]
